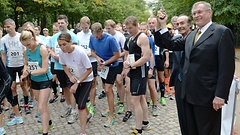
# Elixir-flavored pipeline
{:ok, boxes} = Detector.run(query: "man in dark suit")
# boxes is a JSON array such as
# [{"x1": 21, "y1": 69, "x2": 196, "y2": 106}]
[
  {"x1": 167, "y1": 15, "x2": 192, "y2": 135},
  {"x1": 154, "y1": 1, "x2": 235, "y2": 135}
]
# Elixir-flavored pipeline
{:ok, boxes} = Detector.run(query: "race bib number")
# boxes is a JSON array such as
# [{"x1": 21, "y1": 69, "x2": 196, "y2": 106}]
[
  {"x1": 98, "y1": 66, "x2": 109, "y2": 79},
  {"x1": 55, "y1": 44, "x2": 60, "y2": 54},
  {"x1": 155, "y1": 45, "x2": 160, "y2": 55},
  {"x1": 128, "y1": 54, "x2": 136, "y2": 69},
  {"x1": 8, "y1": 50, "x2": 21, "y2": 60},
  {"x1": 68, "y1": 66, "x2": 80, "y2": 77},
  {"x1": 28, "y1": 62, "x2": 40, "y2": 72},
  {"x1": 80, "y1": 44, "x2": 90, "y2": 54}
]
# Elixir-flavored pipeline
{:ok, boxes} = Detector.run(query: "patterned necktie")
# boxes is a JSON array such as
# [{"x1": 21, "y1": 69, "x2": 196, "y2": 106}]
[{"x1": 194, "y1": 30, "x2": 201, "y2": 44}]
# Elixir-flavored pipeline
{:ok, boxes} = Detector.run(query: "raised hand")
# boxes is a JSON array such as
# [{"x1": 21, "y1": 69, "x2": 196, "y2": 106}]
[{"x1": 156, "y1": 9, "x2": 168, "y2": 29}]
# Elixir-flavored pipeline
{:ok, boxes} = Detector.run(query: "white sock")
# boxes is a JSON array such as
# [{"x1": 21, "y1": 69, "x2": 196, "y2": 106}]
[{"x1": 71, "y1": 109, "x2": 78, "y2": 113}]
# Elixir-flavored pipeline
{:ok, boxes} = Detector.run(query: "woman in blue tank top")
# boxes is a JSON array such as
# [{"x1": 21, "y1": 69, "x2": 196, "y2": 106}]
[{"x1": 19, "y1": 28, "x2": 53, "y2": 135}]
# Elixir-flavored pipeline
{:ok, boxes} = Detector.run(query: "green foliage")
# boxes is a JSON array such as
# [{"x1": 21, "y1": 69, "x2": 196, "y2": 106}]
[
  {"x1": 149, "y1": 0, "x2": 240, "y2": 27},
  {"x1": 0, "y1": 0, "x2": 150, "y2": 31},
  {"x1": 0, "y1": 0, "x2": 14, "y2": 25}
]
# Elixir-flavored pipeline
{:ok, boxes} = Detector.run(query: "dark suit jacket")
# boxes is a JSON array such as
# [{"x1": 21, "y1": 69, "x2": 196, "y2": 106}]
[
  {"x1": 154, "y1": 23, "x2": 235, "y2": 107},
  {"x1": 169, "y1": 35, "x2": 185, "y2": 87}
]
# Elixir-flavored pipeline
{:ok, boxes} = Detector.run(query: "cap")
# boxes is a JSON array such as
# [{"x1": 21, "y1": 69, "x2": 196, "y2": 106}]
[
  {"x1": 43, "y1": 28, "x2": 49, "y2": 31},
  {"x1": 166, "y1": 23, "x2": 173, "y2": 29}
]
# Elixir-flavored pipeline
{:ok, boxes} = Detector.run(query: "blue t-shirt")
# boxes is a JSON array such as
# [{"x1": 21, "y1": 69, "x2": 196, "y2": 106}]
[
  {"x1": 147, "y1": 36, "x2": 156, "y2": 66},
  {"x1": 26, "y1": 44, "x2": 52, "y2": 82},
  {"x1": 89, "y1": 33, "x2": 119, "y2": 67},
  {"x1": 47, "y1": 30, "x2": 78, "y2": 70}
]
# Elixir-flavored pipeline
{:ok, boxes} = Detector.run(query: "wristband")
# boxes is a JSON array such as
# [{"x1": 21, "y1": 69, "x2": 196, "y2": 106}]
[
  {"x1": 28, "y1": 71, "x2": 31, "y2": 76},
  {"x1": 128, "y1": 64, "x2": 132, "y2": 69}
]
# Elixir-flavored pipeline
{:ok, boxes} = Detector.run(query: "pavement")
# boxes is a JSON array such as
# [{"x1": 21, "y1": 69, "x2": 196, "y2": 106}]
[{"x1": 3, "y1": 78, "x2": 181, "y2": 135}]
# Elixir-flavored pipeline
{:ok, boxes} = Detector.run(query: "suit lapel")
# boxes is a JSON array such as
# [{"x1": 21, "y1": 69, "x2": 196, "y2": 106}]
[
  {"x1": 191, "y1": 24, "x2": 215, "y2": 50},
  {"x1": 185, "y1": 31, "x2": 195, "y2": 59}
]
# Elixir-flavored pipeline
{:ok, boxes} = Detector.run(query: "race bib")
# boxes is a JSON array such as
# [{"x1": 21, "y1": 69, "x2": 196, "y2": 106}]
[
  {"x1": 155, "y1": 45, "x2": 160, "y2": 55},
  {"x1": 28, "y1": 62, "x2": 40, "y2": 72},
  {"x1": 8, "y1": 50, "x2": 22, "y2": 60},
  {"x1": 146, "y1": 61, "x2": 149, "y2": 67},
  {"x1": 128, "y1": 54, "x2": 136, "y2": 69},
  {"x1": 68, "y1": 66, "x2": 80, "y2": 77},
  {"x1": 98, "y1": 66, "x2": 109, "y2": 79},
  {"x1": 55, "y1": 44, "x2": 60, "y2": 54}
]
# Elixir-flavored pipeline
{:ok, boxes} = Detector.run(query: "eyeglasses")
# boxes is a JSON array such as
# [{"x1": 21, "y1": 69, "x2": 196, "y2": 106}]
[{"x1": 192, "y1": 9, "x2": 210, "y2": 17}]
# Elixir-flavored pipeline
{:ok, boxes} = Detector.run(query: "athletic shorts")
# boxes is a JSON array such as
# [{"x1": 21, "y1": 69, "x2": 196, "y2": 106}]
[
  {"x1": 116, "y1": 62, "x2": 123, "y2": 74},
  {"x1": 101, "y1": 66, "x2": 117, "y2": 85},
  {"x1": 7, "y1": 66, "x2": 24, "y2": 81},
  {"x1": 73, "y1": 81, "x2": 92, "y2": 110},
  {"x1": 55, "y1": 70, "x2": 70, "y2": 88},
  {"x1": 91, "y1": 62, "x2": 98, "y2": 77},
  {"x1": 130, "y1": 77, "x2": 148, "y2": 96},
  {"x1": 31, "y1": 80, "x2": 52, "y2": 90},
  {"x1": 155, "y1": 56, "x2": 164, "y2": 71}
]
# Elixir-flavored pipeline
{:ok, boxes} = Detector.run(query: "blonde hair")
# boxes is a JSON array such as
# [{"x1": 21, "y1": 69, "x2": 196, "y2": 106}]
[
  {"x1": 20, "y1": 28, "x2": 37, "y2": 41},
  {"x1": 104, "y1": 19, "x2": 116, "y2": 28},
  {"x1": 192, "y1": 1, "x2": 212, "y2": 14},
  {"x1": 140, "y1": 22, "x2": 149, "y2": 29},
  {"x1": 91, "y1": 22, "x2": 102, "y2": 34},
  {"x1": 124, "y1": 16, "x2": 138, "y2": 27},
  {"x1": 80, "y1": 16, "x2": 91, "y2": 25}
]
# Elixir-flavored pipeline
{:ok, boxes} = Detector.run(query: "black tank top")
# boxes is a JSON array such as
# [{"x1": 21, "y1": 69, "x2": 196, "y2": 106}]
[{"x1": 128, "y1": 32, "x2": 147, "y2": 79}]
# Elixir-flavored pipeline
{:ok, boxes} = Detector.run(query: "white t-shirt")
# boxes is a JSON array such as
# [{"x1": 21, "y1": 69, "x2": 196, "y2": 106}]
[
  {"x1": 77, "y1": 31, "x2": 97, "y2": 62},
  {"x1": 0, "y1": 33, "x2": 25, "y2": 67},
  {"x1": 113, "y1": 31, "x2": 125, "y2": 62},
  {"x1": 59, "y1": 45, "x2": 93, "y2": 82},
  {"x1": 36, "y1": 36, "x2": 46, "y2": 45}
]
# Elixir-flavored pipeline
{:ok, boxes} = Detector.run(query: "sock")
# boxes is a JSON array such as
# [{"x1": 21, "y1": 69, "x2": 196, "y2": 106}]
[
  {"x1": 72, "y1": 109, "x2": 78, "y2": 113},
  {"x1": 24, "y1": 96, "x2": 29, "y2": 105},
  {"x1": 142, "y1": 121, "x2": 149, "y2": 125},
  {"x1": 49, "y1": 120, "x2": 52, "y2": 125},
  {"x1": 160, "y1": 82, "x2": 165, "y2": 97},
  {"x1": 136, "y1": 129, "x2": 142, "y2": 133},
  {"x1": 164, "y1": 77, "x2": 170, "y2": 93},
  {"x1": 52, "y1": 81, "x2": 57, "y2": 94},
  {"x1": 67, "y1": 105, "x2": 72, "y2": 109},
  {"x1": 126, "y1": 111, "x2": 132, "y2": 114}
]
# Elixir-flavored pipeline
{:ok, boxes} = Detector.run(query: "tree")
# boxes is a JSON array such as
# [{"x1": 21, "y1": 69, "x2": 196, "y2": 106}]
[
  {"x1": 0, "y1": 0, "x2": 150, "y2": 34},
  {"x1": 148, "y1": 0, "x2": 240, "y2": 46}
]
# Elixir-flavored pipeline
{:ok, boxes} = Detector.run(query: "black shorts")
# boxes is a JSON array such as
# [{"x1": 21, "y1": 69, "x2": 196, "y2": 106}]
[
  {"x1": 73, "y1": 81, "x2": 92, "y2": 110},
  {"x1": 101, "y1": 66, "x2": 118, "y2": 85},
  {"x1": 155, "y1": 56, "x2": 164, "y2": 71},
  {"x1": 116, "y1": 62, "x2": 123, "y2": 74},
  {"x1": 31, "y1": 80, "x2": 52, "y2": 90},
  {"x1": 55, "y1": 70, "x2": 70, "y2": 88},
  {"x1": 7, "y1": 66, "x2": 24, "y2": 81},
  {"x1": 130, "y1": 77, "x2": 148, "y2": 96},
  {"x1": 50, "y1": 62, "x2": 56, "y2": 74},
  {"x1": 91, "y1": 62, "x2": 98, "y2": 77}
]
